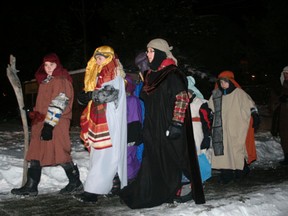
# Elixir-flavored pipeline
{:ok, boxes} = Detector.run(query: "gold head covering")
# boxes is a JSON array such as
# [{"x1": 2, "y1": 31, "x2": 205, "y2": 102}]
[{"x1": 84, "y1": 46, "x2": 115, "y2": 92}]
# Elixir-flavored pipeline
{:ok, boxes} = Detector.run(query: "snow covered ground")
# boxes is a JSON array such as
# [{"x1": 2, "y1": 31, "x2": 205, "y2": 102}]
[{"x1": 0, "y1": 105, "x2": 287, "y2": 216}]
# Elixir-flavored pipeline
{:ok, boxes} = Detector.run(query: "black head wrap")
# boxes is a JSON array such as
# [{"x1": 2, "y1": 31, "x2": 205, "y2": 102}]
[{"x1": 149, "y1": 49, "x2": 167, "y2": 71}]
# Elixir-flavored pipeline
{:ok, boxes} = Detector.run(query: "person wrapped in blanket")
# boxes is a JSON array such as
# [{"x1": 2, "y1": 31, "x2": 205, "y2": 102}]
[
  {"x1": 119, "y1": 38, "x2": 205, "y2": 209},
  {"x1": 132, "y1": 52, "x2": 150, "y2": 168},
  {"x1": 11, "y1": 53, "x2": 83, "y2": 196},
  {"x1": 125, "y1": 74, "x2": 143, "y2": 183},
  {"x1": 208, "y1": 70, "x2": 260, "y2": 184},
  {"x1": 175, "y1": 75, "x2": 213, "y2": 201},
  {"x1": 187, "y1": 76, "x2": 213, "y2": 184},
  {"x1": 74, "y1": 46, "x2": 127, "y2": 203}
]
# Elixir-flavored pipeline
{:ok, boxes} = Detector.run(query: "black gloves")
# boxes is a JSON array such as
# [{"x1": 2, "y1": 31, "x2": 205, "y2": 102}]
[
  {"x1": 127, "y1": 121, "x2": 143, "y2": 146},
  {"x1": 166, "y1": 121, "x2": 183, "y2": 140},
  {"x1": 41, "y1": 123, "x2": 54, "y2": 141},
  {"x1": 201, "y1": 135, "x2": 211, "y2": 150},
  {"x1": 77, "y1": 91, "x2": 93, "y2": 105},
  {"x1": 252, "y1": 112, "x2": 260, "y2": 131},
  {"x1": 279, "y1": 95, "x2": 288, "y2": 103}
]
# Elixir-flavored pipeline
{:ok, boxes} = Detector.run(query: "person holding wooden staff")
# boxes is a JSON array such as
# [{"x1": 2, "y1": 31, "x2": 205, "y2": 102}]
[{"x1": 11, "y1": 53, "x2": 83, "y2": 196}]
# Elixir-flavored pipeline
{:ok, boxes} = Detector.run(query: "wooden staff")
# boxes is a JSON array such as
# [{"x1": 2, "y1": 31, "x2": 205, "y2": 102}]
[{"x1": 6, "y1": 55, "x2": 29, "y2": 186}]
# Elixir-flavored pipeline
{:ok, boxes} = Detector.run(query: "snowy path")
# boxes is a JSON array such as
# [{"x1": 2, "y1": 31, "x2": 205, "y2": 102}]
[
  {"x1": 0, "y1": 164, "x2": 287, "y2": 216},
  {"x1": 1, "y1": 119, "x2": 288, "y2": 215}
]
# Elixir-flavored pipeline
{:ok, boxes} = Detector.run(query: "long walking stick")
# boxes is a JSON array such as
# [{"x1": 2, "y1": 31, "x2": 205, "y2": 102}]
[{"x1": 6, "y1": 55, "x2": 29, "y2": 186}]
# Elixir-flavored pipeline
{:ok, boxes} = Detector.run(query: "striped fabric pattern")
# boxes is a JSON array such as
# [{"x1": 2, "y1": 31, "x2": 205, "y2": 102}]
[{"x1": 80, "y1": 102, "x2": 112, "y2": 150}]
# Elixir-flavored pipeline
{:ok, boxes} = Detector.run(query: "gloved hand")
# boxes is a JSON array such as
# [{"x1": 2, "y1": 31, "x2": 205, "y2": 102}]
[
  {"x1": 252, "y1": 112, "x2": 260, "y2": 131},
  {"x1": 41, "y1": 123, "x2": 54, "y2": 141},
  {"x1": 92, "y1": 85, "x2": 119, "y2": 104},
  {"x1": 166, "y1": 121, "x2": 183, "y2": 140},
  {"x1": 200, "y1": 135, "x2": 211, "y2": 150},
  {"x1": 77, "y1": 91, "x2": 93, "y2": 105},
  {"x1": 279, "y1": 95, "x2": 288, "y2": 103},
  {"x1": 28, "y1": 111, "x2": 45, "y2": 125}
]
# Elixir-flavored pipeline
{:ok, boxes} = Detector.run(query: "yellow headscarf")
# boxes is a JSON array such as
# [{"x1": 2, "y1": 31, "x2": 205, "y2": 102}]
[{"x1": 84, "y1": 46, "x2": 115, "y2": 92}]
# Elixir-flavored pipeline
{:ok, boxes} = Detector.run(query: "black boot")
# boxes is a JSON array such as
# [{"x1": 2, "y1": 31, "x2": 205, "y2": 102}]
[
  {"x1": 235, "y1": 160, "x2": 250, "y2": 180},
  {"x1": 11, "y1": 160, "x2": 42, "y2": 196},
  {"x1": 74, "y1": 191, "x2": 98, "y2": 203},
  {"x1": 173, "y1": 183, "x2": 194, "y2": 203},
  {"x1": 110, "y1": 173, "x2": 120, "y2": 196},
  {"x1": 218, "y1": 169, "x2": 234, "y2": 185},
  {"x1": 279, "y1": 153, "x2": 288, "y2": 165},
  {"x1": 59, "y1": 162, "x2": 83, "y2": 194}
]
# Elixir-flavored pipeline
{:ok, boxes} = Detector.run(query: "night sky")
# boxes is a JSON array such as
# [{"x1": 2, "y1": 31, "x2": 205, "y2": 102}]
[
  {"x1": 1, "y1": 0, "x2": 288, "y2": 115},
  {"x1": 0, "y1": 0, "x2": 264, "y2": 77}
]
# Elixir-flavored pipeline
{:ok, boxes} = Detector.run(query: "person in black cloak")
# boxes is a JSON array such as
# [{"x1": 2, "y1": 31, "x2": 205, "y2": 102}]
[
  {"x1": 278, "y1": 66, "x2": 288, "y2": 165},
  {"x1": 119, "y1": 38, "x2": 205, "y2": 209}
]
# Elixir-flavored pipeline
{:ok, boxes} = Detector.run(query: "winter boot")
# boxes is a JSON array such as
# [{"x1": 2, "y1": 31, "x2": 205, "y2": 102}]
[
  {"x1": 173, "y1": 183, "x2": 194, "y2": 203},
  {"x1": 235, "y1": 160, "x2": 250, "y2": 180},
  {"x1": 59, "y1": 162, "x2": 83, "y2": 194},
  {"x1": 218, "y1": 169, "x2": 234, "y2": 185},
  {"x1": 73, "y1": 191, "x2": 98, "y2": 203},
  {"x1": 11, "y1": 160, "x2": 42, "y2": 196},
  {"x1": 279, "y1": 153, "x2": 288, "y2": 165},
  {"x1": 110, "y1": 173, "x2": 120, "y2": 196}
]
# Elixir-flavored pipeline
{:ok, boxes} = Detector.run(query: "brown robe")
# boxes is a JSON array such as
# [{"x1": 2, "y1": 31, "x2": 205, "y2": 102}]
[{"x1": 26, "y1": 76, "x2": 74, "y2": 166}]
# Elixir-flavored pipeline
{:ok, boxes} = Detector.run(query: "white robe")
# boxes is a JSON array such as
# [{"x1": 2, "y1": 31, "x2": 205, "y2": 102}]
[{"x1": 85, "y1": 75, "x2": 127, "y2": 194}]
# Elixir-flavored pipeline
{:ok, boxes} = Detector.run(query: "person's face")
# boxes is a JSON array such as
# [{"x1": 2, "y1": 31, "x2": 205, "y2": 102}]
[
  {"x1": 146, "y1": 47, "x2": 155, "y2": 63},
  {"x1": 220, "y1": 79, "x2": 229, "y2": 90},
  {"x1": 95, "y1": 55, "x2": 106, "y2": 66},
  {"x1": 44, "y1": 61, "x2": 57, "y2": 76},
  {"x1": 284, "y1": 72, "x2": 288, "y2": 80}
]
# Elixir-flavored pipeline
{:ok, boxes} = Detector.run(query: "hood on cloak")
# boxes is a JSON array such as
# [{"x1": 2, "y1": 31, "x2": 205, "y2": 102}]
[
  {"x1": 148, "y1": 49, "x2": 167, "y2": 71},
  {"x1": 125, "y1": 74, "x2": 136, "y2": 95},
  {"x1": 35, "y1": 53, "x2": 72, "y2": 84},
  {"x1": 280, "y1": 66, "x2": 288, "y2": 85},
  {"x1": 215, "y1": 70, "x2": 241, "y2": 89},
  {"x1": 187, "y1": 76, "x2": 204, "y2": 99},
  {"x1": 135, "y1": 52, "x2": 149, "y2": 73}
]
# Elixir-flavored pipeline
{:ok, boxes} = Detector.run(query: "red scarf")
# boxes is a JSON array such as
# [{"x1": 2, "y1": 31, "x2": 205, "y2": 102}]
[{"x1": 80, "y1": 58, "x2": 118, "y2": 150}]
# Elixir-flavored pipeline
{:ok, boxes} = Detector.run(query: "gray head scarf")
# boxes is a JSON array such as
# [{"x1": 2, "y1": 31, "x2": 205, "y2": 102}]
[{"x1": 147, "y1": 38, "x2": 178, "y2": 65}]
